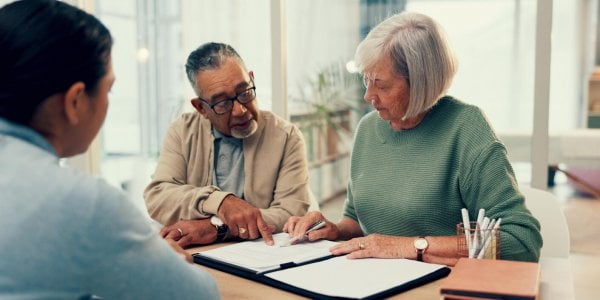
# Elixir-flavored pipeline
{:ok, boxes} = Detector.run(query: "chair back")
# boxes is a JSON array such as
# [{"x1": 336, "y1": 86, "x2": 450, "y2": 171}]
[{"x1": 519, "y1": 186, "x2": 570, "y2": 258}]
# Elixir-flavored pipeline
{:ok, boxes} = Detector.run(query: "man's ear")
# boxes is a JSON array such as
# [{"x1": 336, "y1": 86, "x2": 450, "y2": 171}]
[
  {"x1": 191, "y1": 98, "x2": 209, "y2": 118},
  {"x1": 62, "y1": 82, "x2": 86, "y2": 125}
]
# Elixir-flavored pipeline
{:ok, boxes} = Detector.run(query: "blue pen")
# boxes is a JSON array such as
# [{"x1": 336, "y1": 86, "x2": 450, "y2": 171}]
[{"x1": 280, "y1": 220, "x2": 326, "y2": 247}]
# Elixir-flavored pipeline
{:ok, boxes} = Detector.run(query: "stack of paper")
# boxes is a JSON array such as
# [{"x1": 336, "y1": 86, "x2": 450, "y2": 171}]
[{"x1": 196, "y1": 232, "x2": 338, "y2": 274}]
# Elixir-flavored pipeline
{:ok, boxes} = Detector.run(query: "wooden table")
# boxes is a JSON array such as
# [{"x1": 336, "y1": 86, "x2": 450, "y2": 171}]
[{"x1": 187, "y1": 244, "x2": 574, "y2": 300}]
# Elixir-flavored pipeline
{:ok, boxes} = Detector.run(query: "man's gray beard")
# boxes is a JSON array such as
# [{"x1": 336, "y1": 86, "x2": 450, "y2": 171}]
[{"x1": 231, "y1": 120, "x2": 258, "y2": 139}]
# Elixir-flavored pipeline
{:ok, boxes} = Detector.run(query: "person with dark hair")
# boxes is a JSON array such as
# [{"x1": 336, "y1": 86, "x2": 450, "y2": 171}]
[
  {"x1": 144, "y1": 42, "x2": 311, "y2": 246},
  {"x1": 0, "y1": 1, "x2": 218, "y2": 298},
  {"x1": 284, "y1": 12, "x2": 542, "y2": 265}
]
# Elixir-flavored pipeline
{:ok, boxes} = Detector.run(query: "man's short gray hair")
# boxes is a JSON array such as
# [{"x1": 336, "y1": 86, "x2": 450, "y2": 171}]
[{"x1": 185, "y1": 42, "x2": 245, "y2": 95}]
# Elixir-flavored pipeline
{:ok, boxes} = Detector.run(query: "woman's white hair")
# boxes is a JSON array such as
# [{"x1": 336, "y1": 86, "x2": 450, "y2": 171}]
[{"x1": 355, "y1": 11, "x2": 458, "y2": 119}]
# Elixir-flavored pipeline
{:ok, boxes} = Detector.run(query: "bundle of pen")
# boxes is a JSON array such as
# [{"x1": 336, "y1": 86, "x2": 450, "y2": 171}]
[{"x1": 457, "y1": 208, "x2": 502, "y2": 259}]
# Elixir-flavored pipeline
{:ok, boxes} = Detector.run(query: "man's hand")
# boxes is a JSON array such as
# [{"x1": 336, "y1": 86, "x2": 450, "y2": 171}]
[
  {"x1": 218, "y1": 195, "x2": 275, "y2": 245},
  {"x1": 160, "y1": 219, "x2": 217, "y2": 248}
]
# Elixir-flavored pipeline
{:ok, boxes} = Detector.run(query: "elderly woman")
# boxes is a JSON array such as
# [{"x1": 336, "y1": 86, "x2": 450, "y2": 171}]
[
  {"x1": 284, "y1": 11, "x2": 542, "y2": 265},
  {"x1": 0, "y1": 0, "x2": 217, "y2": 298}
]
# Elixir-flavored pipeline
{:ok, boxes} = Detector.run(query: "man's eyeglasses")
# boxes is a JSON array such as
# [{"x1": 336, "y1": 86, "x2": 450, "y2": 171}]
[{"x1": 200, "y1": 85, "x2": 256, "y2": 115}]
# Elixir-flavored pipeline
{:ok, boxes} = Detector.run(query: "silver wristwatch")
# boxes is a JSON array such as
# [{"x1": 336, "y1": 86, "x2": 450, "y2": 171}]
[{"x1": 210, "y1": 216, "x2": 228, "y2": 241}]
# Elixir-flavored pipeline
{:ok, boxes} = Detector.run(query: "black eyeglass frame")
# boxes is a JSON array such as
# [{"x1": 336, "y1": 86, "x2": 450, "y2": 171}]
[{"x1": 199, "y1": 84, "x2": 257, "y2": 115}]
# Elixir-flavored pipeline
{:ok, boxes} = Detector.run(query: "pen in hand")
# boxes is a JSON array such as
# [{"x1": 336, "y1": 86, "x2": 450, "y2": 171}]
[{"x1": 280, "y1": 220, "x2": 326, "y2": 247}]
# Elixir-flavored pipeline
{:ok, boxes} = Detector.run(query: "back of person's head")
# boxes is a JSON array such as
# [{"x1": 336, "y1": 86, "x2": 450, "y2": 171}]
[
  {"x1": 355, "y1": 11, "x2": 458, "y2": 119},
  {"x1": 0, "y1": 0, "x2": 113, "y2": 126},
  {"x1": 185, "y1": 42, "x2": 245, "y2": 94}
]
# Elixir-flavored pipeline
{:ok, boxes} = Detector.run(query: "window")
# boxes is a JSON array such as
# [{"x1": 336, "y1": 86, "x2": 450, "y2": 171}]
[
  {"x1": 286, "y1": 0, "x2": 364, "y2": 201},
  {"x1": 96, "y1": 0, "x2": 272, "y2": 205},
  {"x1": 92, "y1": 0, "x2": 593, "y2": 201}
]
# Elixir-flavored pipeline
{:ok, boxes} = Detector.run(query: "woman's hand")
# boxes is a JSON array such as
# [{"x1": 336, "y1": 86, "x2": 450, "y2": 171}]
[
  {"x1": 283, "y1": 211, "x2": 340, "y2": 243},
  {"x1": 330, "y1": 234, "x2": 407, "y2": 259}
]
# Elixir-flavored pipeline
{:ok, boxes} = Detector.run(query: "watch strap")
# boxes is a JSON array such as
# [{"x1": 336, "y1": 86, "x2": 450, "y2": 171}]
[
  {"x1": 214, "y1": 224, "x2": 228, "y2": 241},
  {"x1": 415, "y1": 236, "x2": 427, "y2": 262}
]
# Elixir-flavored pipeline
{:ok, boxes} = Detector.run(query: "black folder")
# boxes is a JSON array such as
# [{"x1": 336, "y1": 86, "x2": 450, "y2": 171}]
[{"x1": 192, "y1": 234, "x2": 450, "y2": 299}]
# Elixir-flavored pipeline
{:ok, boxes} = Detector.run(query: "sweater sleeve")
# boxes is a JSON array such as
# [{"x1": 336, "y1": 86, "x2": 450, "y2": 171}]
[
  {"x1": 342, "y1": 180, "x2": 358, "y2": 222},
  {"x1": 460, "y1": 141, "x2": 543, "y2": 262},
  {"x1": 144, "y1": 117, "x2": 231, "y2": 225}
]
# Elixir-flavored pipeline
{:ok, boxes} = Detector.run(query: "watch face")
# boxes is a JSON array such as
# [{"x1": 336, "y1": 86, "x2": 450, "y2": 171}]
[
  {"x1": 210, "y1": 216, "x2": 223, "y2": 227},
  {"x1": 414, "y1": 238, "x2": 428, "y2": 250}
]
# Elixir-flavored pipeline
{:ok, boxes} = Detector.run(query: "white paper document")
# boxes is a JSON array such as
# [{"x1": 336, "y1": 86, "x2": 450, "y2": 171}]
[
  {"x1": 265, "y1": 256, "x2": 448, "y2": 299},
  {"x1": 195, "y1": 232, "x2": 339, "y2": 273}
]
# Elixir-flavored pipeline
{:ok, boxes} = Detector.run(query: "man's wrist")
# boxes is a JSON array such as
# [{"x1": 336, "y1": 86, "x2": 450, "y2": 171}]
[
  {"x1": 202, "y1": 191, "x2": 233, "y2": 215},
  {"x1": 210, "y1": 216, "x2": 228, "y2": 241}
]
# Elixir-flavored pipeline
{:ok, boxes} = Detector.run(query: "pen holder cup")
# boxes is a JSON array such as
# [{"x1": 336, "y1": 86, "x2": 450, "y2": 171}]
[{"x1": 457, "y1": 222, "x2": 500, "y2": 260}]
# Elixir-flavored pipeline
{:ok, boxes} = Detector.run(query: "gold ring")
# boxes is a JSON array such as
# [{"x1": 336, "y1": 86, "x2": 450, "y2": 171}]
[
  {"x1": 359, "y1": 242, "x2": 365, "y2": 250},
  {"x1": 176, "y1": 228, "x2": 183, "y2": 237},
  {"x1": 239, "y1": 228, "x2": 247, "y2": 235}
]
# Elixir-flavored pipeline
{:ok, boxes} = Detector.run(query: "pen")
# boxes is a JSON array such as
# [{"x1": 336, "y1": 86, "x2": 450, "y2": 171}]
[
  {"x1": 471, "y1": 208, "x2": 485, "y2": 258},
  {"x1": 461, "y1": 208, "x2": 472, "y2": 258},
  {"x1": 476, "y1": 217, "x2": 490, "y2": 255},
  {"x1": 477, "y1": 218, "x2": 501, "y2": 259},
  {"x1": 280, "y1": 220, "x2": 326, "y2": 247}
]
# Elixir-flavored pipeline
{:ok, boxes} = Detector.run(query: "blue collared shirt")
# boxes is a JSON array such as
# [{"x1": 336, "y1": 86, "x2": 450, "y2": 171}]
[{"x1": 212, "y1": 128, "x2": 245, "y2": 198}]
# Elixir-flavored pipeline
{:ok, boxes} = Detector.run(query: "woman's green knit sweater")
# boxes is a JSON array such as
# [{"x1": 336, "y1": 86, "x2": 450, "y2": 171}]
[{"x1": 344, "y1": 96, "x2": 542, "y2": 261}]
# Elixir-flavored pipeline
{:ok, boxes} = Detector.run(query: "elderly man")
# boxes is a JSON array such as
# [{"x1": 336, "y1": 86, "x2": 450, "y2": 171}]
[{"x1": 144, "y1": 42, "x2": 310, "y2": 246}]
